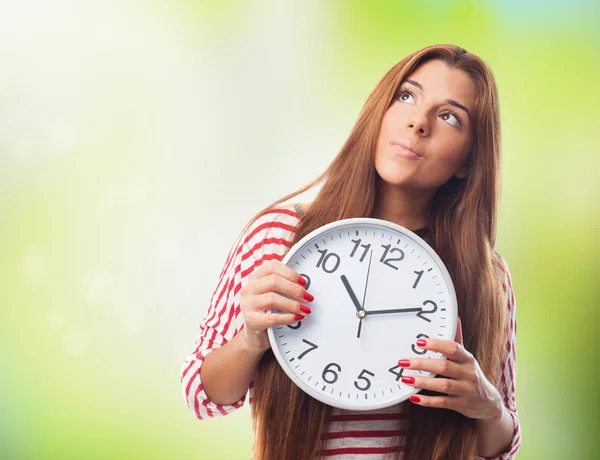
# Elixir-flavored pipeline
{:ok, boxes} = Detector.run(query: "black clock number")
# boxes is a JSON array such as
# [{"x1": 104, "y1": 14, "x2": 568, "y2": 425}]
[
  {"x1": 354, "y1": 369, "x2": 375, "y2": 391},
  {"x1": 299, "y1": 273, "x2": 311, "y2": 290},
  {"x1": 322, "y1": 362, "x2": 342, "y2": 384},
  {"x1": 411, "y1": 333, "x2": 429, "y2": 355},
  {"x1": 380, "y1": 244, "x2": 405, "y2": 270},
  {"x1": 416, "y1": 300, "x2": 438, "y2": 322},
  {"x1": 350, "y1": 239, "x2": 372, "y2": 262},
  {"x1": 316, "y1": 249, "x2": 341, "y2": 274},
  {"x1": 388, "y1": 364, "x2": 405, "y2": 381},
  {"x1": 297, "y1": 339, "x2": 318, "y2": 360},
  {"x1": 413, "y1": 270, "x2": 424, "y2": 289},
  {"x1": 287, "y1": 276, "x2": 309, "y2": 330}
]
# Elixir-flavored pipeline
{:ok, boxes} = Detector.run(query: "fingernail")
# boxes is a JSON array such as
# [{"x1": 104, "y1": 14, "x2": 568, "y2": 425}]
[
  {"x1": 294, "y1": 314, "x2": 303, "y2": 321},
  {"x1": 300, "y1": 305, "x2": 311, "y2": 314},
  {"x1": 398, "y1": 359, "x2": 410, "y2": 367},
  {"x1": 401, "y1": 376, "x2": 415, "y2": 384},
  {"x1": 409, "y1": 396, "x2": 420, "y2": 403},
  {"x1": 416, "y1": 339, "x2": 427, "y2": 347},
  {"x1": 297, "y1": 276, "x2": 307, "y2": 286},
  {"x1": 303, "y1": 292, "x2": 314, "y2": 302}
]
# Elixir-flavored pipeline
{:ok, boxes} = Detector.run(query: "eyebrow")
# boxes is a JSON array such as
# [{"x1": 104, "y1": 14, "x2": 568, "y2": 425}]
[{"x1": 404, "y1": 79, "x2": 472, "y2": 122}]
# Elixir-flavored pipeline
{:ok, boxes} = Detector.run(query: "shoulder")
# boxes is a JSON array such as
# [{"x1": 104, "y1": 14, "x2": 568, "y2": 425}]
[
  {"x1": 247, "y1": 203, "x2": 302, "y2": 237},
  {"x1": 491, "y1": 250, "x2": 517, "y2": 326},
  {"x1": 491, "y1": 250, "x2": 514, "y2": 292},
  {"x1": 294, "y1": 202, "x2": 311, "y2": 216},
  {"x1": 237, "y1": 203, "x2": 303, "y2": 262}
]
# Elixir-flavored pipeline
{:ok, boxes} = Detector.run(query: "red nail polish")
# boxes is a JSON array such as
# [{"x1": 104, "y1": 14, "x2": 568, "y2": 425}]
[
  {"x1": 300, "y1": 305, "x2": 311, "y2": 314},
  {"x1": 294, "y1": 314, "x2": 303, "y2": 321},
  {"x1": 401, "y1": 376, "x2": 415, "y2": 384},
  {"x1": 416, "y1": 339, "x2": 427, "y2": 347},
  {"x1": 303, "y1": 292, "x2": 314, "y2": 302},
  {"x1": 297, "y1": 276, "x2": 307, "y2": 286},
  {"x1": 409, "y1": 396, "x2": 420, "y2": 403},
  {"x1": 398, "y1": 359, "x2": 410, "y2": 367}
]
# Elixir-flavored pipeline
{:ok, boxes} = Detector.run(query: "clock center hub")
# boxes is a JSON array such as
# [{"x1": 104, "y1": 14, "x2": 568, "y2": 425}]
[{"x1": 357, "y1": 309, "x2": 367, "y2": 319}]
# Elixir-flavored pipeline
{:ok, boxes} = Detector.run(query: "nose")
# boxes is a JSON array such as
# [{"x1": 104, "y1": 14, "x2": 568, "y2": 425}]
[{"x1": 407, "y1": 112, "x2": 429, "y2": 136}]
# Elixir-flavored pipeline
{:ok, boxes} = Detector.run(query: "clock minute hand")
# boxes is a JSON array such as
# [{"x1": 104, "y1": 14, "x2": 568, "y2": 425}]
[
  {"x1": 357, "y1": 250, "x2": 373, "y2": 340},
  {"x1": 362, "y1": 250, "x2": 373, "y2": 309},
  {"x1": 364, "y1": 307, "x2": 423, "y2": 315},
  {"x1": 340, "y1": 275, "x2": 363, "y2": 313}
]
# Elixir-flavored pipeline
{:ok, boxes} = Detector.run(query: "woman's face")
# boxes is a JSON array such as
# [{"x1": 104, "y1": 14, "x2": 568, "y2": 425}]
[{"x1": 374, "y1": 59, "x2": 476, "y2": 191}]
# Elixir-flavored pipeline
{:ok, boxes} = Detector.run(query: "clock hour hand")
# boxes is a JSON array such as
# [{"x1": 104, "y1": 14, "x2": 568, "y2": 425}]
[
  {"x1": 364, "y1": 307, "x2": 423, "y2": 315},
  {"x1": 340, "y1": 274, "x2": 363, "y2": 312}
]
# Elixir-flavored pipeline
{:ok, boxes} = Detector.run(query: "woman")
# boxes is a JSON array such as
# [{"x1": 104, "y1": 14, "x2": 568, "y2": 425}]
[{"x1": 181, "y1": 44, "x2": 521, "y2": 459}]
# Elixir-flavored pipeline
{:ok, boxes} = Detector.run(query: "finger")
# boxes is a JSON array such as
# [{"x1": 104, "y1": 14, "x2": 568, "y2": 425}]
[
  {"x1": 407, "y1": 394, "x2": 460, "y2": 410},
  {"x1": 252, "y1": 291, "x2": 312, "y2": 316},
  {"x1": 249, "y1": 273, "x2": 314, "y2": 303},
  {"x1": 246, "y1": 310, "x2": 304, "y2": 328},
  {"x1": 455, "y1": 316, "x2": 463, "y2": 345},
  {"x1": 401, "y1": 375, "x2": 467, "y2": 396},
  {"x1": 249, "y1": 259, "x2": 305, "y2": 285},
  {"x1": 413, "y1": 337, "x2": 471, "y2": 364},
  {"x1": 397, "y1": 357, "x2": 465, "y2": 380}
]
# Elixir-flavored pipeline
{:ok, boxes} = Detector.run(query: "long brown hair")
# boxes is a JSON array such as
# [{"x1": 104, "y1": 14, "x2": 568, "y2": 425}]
[{"x1": 249, "y1": 44, "x2": 507, "y2": 459}]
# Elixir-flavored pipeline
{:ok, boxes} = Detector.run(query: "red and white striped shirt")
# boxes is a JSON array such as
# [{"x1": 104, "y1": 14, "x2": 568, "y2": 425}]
[{"x1": 181, "y1": 205, "x2": 521, "y2": 459}]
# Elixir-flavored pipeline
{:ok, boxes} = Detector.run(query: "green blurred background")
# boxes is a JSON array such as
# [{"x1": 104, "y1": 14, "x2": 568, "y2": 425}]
[{"x1": 1, "y1": 0, "x2": 598, "y2": 458}]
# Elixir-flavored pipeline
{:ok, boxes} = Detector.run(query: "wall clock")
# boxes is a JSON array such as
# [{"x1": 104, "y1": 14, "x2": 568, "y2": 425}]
[{"x1": 267, "y1": 218, "x2": 458, "y2": 410}]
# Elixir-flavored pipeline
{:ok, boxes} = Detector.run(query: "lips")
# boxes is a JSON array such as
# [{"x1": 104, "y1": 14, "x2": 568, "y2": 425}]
[{"x1": 390, "y1": 141, "x2": 423, "y2": 158}]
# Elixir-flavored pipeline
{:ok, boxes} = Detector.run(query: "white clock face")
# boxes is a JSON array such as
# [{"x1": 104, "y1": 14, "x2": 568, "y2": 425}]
[{"x1": 267, "y1": 218, "x2": 458, "y2": 411}]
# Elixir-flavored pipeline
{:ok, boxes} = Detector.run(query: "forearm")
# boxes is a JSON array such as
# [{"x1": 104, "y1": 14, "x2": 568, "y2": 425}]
[
  {"x1": 200, "y1": 331, "x2": 267, "y2": 406},
  {"x1": 475, "y1": 405, "x2": 515, "y2": 458}
]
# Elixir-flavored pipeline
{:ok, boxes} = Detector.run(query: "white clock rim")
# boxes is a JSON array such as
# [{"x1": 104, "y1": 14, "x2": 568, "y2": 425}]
[{"x1": 266, "y1": 217, "x2": 458, "y2": 411}]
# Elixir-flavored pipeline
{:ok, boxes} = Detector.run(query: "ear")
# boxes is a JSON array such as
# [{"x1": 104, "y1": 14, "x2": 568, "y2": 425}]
[
  {"x1": 454, "y1": 164, "x2": 468, "y2": 180},
  {"x1": 455, "y1": 147, "x2": 473, "y2": 179}
]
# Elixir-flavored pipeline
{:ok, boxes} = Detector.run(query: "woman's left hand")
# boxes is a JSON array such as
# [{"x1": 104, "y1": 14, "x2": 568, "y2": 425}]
[{"x1": 398, "y1": 317, "x2": 504, "y2": 421}]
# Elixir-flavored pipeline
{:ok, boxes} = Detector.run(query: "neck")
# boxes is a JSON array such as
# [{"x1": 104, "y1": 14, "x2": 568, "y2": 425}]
[{"x1": 372, "y1": 182, "x2": 433, "y2": 231}]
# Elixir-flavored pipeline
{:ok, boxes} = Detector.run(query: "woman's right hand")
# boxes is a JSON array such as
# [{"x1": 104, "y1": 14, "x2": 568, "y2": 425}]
[{"x1": 240, "y1": 260, "x2": 314, "y2": 353}]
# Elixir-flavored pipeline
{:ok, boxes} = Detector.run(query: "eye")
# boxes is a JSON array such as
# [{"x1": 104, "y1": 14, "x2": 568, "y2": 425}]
[
  {"x1": 440, "y1": 111, "x2": 463, "y2": 128},
  {"x1": 397, "y1": 88, "x2": 415, "y2": 104}
]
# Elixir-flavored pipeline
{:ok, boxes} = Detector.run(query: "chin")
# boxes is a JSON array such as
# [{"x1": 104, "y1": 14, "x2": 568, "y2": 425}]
[{"x1": 376, "y1": 170, "x2": 417, "y2": 188}]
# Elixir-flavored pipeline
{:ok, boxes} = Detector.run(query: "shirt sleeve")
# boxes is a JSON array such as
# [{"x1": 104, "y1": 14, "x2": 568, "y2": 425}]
[
  {"x1": 180, "y1": 208, "x2": 298, "y2": 420},
  {"x1": 476, "y1": 254, "x2": 522, "y2": 459}
]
